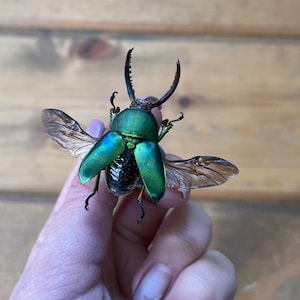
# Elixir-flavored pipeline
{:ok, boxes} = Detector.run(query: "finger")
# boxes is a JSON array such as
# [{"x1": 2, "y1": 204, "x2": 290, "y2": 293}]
[
  {"x1": 110, "y1": 145, "x2": 189, "y2": 295},
  {"x1": 108, "y1": 186, "x2": 185, "y2": 296},
  {"x1": 132, "y1": 202, "x2": 212, "y2": 298},
  {"x1": 151, "y1": 107, "x2": 162, "y2": 126},
  {"x1": 113, "y1": 182, "x2": 187, "y2": 244},
  {"x1": 165, "y1": 250, "x2": 237, "y2": 300},
  {"x1": 25, "y1": 120, "x2": 118, "y2": 270}
]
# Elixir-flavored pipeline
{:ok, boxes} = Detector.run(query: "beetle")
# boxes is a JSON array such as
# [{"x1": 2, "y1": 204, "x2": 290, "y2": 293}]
[{"x1": 42, "y1": 48, "x2": 238, "y2": 222}]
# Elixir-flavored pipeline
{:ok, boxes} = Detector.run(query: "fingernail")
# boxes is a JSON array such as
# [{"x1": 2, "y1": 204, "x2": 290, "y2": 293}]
[
  {"x1": 86, "y1": 119, "x2": 105, "y2": 137},
  {"x1": 133, "y1": 264, "x2": 172, "y2": 300}
]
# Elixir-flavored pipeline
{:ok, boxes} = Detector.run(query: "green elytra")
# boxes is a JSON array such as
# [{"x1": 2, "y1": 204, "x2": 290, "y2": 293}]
[{"x1": 79, "y1": 48, "x2": 182, "y2": 208}]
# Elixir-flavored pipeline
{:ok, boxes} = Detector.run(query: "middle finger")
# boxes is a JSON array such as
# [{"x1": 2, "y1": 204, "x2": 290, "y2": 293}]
[
  {"x1": 132, "y1": 202, "x2": 212, "y2": 295},
  {"x1": 111, "y1": 187, "x2": 185, "y2": 297}
]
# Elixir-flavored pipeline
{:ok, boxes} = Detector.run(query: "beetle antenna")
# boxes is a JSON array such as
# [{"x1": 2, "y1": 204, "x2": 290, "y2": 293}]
[
  {"x1": 150, "y1": 59, "x2": 181, "y2": 108},
  {"x1": 125, "y1": 48, "x2": 136, "y2": 103},
  {"x1": 110, "y1": 91, "x2": 120, "y2": 113}
]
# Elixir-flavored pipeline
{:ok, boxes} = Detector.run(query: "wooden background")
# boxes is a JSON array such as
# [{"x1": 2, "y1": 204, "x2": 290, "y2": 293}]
[{"x1": 1, "y1": 1, "x2": 300, "y2": 299}]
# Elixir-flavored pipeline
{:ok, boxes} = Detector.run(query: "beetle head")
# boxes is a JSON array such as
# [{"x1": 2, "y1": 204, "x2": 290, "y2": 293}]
[{"x1": 125, "y1": 48, "x2": 180, "y2": 111}]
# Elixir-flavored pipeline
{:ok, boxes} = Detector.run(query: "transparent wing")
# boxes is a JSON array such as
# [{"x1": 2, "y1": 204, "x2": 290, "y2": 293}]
[
  {"x1": 41, "y1": 109, "x2": 98, "y2": 159},
  {"x1": 165, "y1": 156, "x2": 239, "y2": 194}
]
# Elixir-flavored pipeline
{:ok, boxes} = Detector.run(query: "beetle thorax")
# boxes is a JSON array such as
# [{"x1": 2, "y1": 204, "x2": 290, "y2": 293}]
[{"x1": 111, "y1": 108, "x2": 159, "y2": 142}]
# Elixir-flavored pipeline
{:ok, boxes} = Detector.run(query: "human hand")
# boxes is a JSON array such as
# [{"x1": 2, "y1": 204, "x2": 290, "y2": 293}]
[{"x1": 11, "y1": 109, "x2": 236, "y2": 300}]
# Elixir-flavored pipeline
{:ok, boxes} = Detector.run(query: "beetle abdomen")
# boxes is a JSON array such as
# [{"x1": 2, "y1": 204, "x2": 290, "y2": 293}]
[{"x1": 106, "y1": 148, "x2": 140, "y2": 195}]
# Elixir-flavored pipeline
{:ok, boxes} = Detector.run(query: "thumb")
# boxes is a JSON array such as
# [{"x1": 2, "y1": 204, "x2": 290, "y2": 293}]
[{"x1": 12, "y1": 120, "x2": 118, "y2": 298}]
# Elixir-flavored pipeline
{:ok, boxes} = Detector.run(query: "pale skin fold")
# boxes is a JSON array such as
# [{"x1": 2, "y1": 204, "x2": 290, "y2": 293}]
[{"x1": 10, "y1": 109, "x2": 236, "y2": 300}]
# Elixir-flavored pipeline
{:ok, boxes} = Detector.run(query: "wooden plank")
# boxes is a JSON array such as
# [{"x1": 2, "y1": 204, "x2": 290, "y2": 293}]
[
  {"x1": 202, "y1": 200, "x2": 300, "y2": 300},
  {"x1": 2, "y1": 193, "x2": 300, "y2": 299},
  {"x1": 0, "y1": 193, "x2": 55, "y2": 299},
  {"x1": 0, "y1": 33, "x2": 299, "y2": 199},
  {"x1": 0, "y1": 1, "x2": 299, "y2": 38}
]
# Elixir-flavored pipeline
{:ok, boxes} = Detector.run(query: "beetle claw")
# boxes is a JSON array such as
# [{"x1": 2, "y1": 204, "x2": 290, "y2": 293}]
[
  {"x1": 170, "y1": 112, "x2": 184, "y2": 124},
  {"x1": 136, "y1": 185, "x2": 145, "y2": 223},
  {"x1": 84, "y1": 191, "x2": 96, "y2": 210},
  {"x1": 137, "y1": 200, "x2": 145, "y2": 223},
  {"x1": 161, "y1": 112, "x2": 184, "y2": 128},
  {"x1": 84, "y1": 173, "x2": 101, "y2": 210}
]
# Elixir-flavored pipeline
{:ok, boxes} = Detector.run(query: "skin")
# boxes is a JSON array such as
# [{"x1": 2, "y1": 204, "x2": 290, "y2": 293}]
[{"x1": 10, "y1": 108, "x2": 236, "y2": 300}]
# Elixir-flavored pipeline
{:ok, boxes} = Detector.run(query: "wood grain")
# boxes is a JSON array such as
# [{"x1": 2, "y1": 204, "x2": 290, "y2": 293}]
[
  {"x1": 1, "y1": 2, "x2": 300, "y2": 300},
  {"x1": 0, "y1": 1, "x2": 299, "y2": 38},
  {"x1": 0, "y1": 33, "x2": 299, "y2": 199},
  {"x1": 203, "y1": 200, "x2": 300, "y2": 300}
]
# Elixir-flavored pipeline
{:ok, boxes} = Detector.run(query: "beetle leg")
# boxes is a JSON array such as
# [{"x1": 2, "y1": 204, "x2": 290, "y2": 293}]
[
  {"x1": 158, "y1": 112, "x2": 184, "y2": 141},
  {"x1": 84, "y1": 172, "x2": 101, "y2": 210},
  {"x1": 136, "y1": 185, "x2": 145, "y2": 223}
]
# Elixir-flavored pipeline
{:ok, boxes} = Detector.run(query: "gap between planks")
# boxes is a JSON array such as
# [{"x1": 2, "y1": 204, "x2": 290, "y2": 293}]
[{"x1": 0, "y1": 21, "x2": 299, "y2": 39}]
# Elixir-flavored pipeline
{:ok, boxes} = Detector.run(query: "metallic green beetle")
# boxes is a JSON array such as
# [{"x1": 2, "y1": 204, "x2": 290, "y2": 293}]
[{"x1": 42, "y1": 48, "x2": 238, "y2": 222}]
